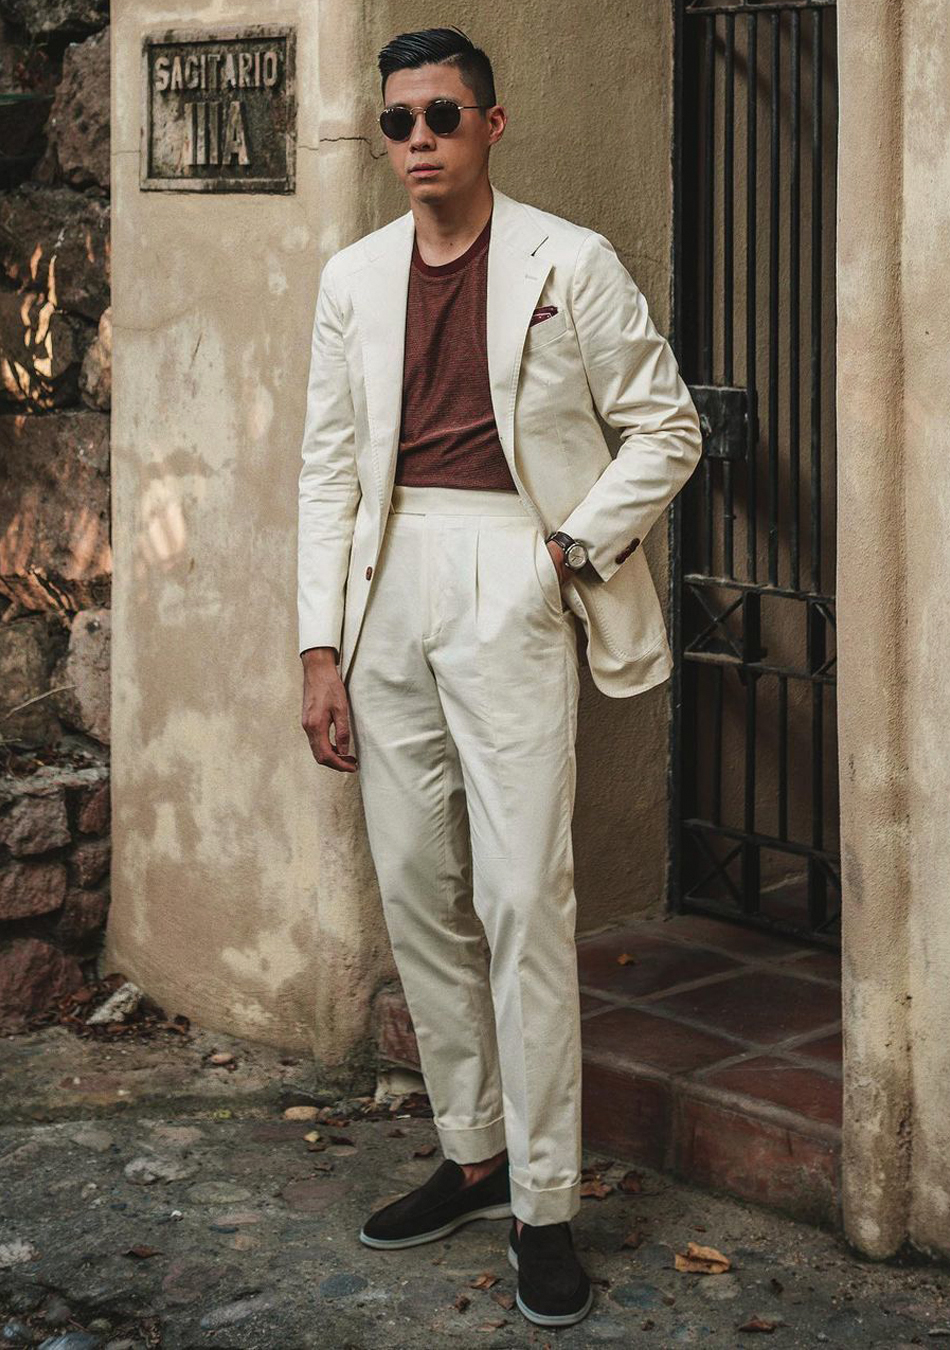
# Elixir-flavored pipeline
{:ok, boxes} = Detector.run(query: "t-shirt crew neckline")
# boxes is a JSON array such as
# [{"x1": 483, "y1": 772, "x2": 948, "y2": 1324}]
[{"x1": 411, "y1": 210, "x2": 492, "y2": 278}]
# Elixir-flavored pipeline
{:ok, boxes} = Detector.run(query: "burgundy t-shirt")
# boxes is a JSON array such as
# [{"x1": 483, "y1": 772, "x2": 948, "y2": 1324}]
[{"x1": 394, "y1": 210, "x2": 518, "y2": 491}]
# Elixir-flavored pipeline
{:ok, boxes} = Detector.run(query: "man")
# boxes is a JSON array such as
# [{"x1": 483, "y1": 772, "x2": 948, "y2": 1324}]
[{"x1": 297, "y1": 26, "x2": 702, "y2": 1329}]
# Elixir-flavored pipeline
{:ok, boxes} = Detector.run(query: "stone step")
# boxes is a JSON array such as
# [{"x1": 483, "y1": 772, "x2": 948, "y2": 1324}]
[{"x1": 374, "y1": 912, "x2": 842, "y2": 1230}]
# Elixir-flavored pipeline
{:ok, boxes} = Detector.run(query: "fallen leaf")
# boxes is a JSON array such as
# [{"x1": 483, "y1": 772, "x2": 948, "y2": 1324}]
[
  {"x1": 621, "y1": 1229, "x2": 644, "y2": 1250},
  {"x1": 477, "y1": 1320, "x2": 508, "y2": 1331},
  {"x1": 209, "y1": 1052, "x2": 235, "y2": 1066},
  {"x1": 329, "y1": 1134, "x2": 355, "y2": 1146},
  {"x1": 738, "y1": 1315, "x2": 779, "y2": 1333},
  {"x1": 124, "y1": 1244, "x2": 161, "y2": 1259},
  {"x1": 454, "y1": 1291, "x2": 471, "y2": 1312},
  {"x1": 469, "y1": 1271, "x2": 499, "y2": 1290},
  {"x1": 580, "y1": 1177, "x2": 613, "y2": 1199},
  {"x1": 388, "y1": 1127, "x2": 406, "y2": 1137},
  {"x1": 674, "y1": 1240, "x2": 731, "y2": 1274},
  {"x1": 619, "y1": 1170, "x2": 644, "y2": 1194},
  {"x1": 414, "y1": 1143, "x2": 437, "y2": 1157},
  {"x1": 491, "y1": 1290, "x2": 515, "y2": 1310}
]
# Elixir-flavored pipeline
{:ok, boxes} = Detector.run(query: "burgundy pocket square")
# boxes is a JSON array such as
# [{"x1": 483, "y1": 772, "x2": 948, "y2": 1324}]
[{"x1": 529, "y1": 304, "x2": 558, "y2": 327}]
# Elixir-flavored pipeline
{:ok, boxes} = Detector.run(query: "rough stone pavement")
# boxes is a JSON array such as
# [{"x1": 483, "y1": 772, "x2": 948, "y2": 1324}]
[{"x1": 0, "y1": 1026, "x2": 948, "y2": 1348}]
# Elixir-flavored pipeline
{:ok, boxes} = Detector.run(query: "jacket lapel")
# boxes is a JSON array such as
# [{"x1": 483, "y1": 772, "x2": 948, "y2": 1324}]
[{"x1": 348, "y1": 183, "x2": 552, "y2": 519}]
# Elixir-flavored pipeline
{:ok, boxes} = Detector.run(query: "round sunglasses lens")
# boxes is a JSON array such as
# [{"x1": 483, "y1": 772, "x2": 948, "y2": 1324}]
[
  {"x1": 380, "y1": 108, "x2": 413, "y2": 140},
  {"x1": 425, "y1": 101, "x2": 462, "y2": 135}
]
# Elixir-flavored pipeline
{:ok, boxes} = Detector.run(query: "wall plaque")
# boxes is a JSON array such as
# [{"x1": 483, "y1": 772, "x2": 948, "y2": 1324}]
[{"x1": 141, "y1": 25, "x2": 296, "y2": 192}]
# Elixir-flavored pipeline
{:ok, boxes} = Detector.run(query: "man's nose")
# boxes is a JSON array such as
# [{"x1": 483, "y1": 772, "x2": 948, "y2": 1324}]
[{"x1": 408, "y1": 111, "x2": 436, "y2": 149}]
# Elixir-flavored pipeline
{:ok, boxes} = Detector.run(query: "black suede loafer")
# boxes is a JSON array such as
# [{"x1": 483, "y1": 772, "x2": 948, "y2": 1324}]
[
  {"x1": 507, "y1": 1217, "x2": 594, "y2": 1326},
  {"x1": 359, "y1": 1157, "x2": 512, "y2": 1249}
]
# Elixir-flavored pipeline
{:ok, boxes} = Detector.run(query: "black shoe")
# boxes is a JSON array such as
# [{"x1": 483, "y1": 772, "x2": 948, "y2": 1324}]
[
  {"x1": 507, "y1": 1217, "x2": 594, "y2": 1326},
  {"x1": 359, "y1": 1157, "x2": 512, "y2": 1249}
]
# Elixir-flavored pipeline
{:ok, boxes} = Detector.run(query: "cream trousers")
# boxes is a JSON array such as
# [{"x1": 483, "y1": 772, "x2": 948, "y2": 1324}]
[{"x1": 345, "y1": 483, "x2": 584, "y2": 1225}]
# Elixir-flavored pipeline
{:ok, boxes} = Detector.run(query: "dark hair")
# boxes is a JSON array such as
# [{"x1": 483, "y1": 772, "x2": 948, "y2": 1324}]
[{"x1": 377, "y1": 26, "x2": 496, "y2": 109}]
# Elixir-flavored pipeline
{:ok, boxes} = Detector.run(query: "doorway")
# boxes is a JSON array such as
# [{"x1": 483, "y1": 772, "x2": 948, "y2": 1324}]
[{"x1": 670, "y1": 0, "x2": 840, "y2": 946}]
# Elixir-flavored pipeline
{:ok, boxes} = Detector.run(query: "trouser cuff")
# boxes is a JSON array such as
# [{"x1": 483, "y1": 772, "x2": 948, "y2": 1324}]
[
  {"x1": 436, "y1": 1112, "x2": 508, "y2": 1164},
  {"x1": 509, "y1": 1173, "x2": 582, "y2": 1225}
]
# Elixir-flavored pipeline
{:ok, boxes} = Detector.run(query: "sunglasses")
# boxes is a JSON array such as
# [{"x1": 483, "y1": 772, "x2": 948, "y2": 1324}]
[{"x1": 378, "y1": 97, "x2": 492, "y2": 142}]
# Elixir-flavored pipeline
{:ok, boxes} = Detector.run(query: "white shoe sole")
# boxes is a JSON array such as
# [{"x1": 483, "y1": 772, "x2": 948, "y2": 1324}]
[
  {"x1": 358, "y1": 1201, "x2": 512, "y2": 1249},
  {"x1": 507, "y1": 1240, "x2": 595, "y2": 1326}
]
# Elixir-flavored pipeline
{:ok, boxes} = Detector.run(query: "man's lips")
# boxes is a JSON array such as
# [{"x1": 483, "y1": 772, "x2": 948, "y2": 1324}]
[{"x1": 410, "y1": 165, "x2": 441, "y2": 175}]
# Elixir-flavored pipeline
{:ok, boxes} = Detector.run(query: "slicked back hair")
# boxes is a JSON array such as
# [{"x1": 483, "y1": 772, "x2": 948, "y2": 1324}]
[{"x1": 377, "y1": 26, "x2": 496, "y2": 110}]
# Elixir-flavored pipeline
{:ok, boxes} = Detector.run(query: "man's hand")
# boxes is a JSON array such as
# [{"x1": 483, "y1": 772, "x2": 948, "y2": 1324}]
[
  {"x1": 301, "y1": 648, "x2": 358, "y2": 772},
  {"x1": 547, "y1": 538, "x2": 569, "y2": 585}
]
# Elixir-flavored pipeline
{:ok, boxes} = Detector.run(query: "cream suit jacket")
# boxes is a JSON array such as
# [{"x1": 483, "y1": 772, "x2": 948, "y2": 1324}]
[{"x1": 297, "y1": 182, "x2": 703, "y2": 698}]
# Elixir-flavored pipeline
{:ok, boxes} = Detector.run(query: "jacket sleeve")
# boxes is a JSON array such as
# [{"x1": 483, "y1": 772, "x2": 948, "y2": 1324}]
[
  {"x1": 297, "y1": 255, "x2": 361, "y2": 658},
  {"x1": 554, "y1": 230, "x2": 703, "y2": 583}
]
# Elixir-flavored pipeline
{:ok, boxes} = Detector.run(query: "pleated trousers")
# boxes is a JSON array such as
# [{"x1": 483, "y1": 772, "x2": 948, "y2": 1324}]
[{"x1": 345, "y1": 483, "x2": 583, "y2": 1225}]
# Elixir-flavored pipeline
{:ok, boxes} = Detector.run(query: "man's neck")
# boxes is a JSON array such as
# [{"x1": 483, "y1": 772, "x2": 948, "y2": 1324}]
[{"x1": 410, "y1": 178, "x2": 494, "y2": 268}]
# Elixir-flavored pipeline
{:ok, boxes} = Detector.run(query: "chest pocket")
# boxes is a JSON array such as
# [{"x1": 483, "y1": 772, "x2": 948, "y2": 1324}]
[{"x1": 523, "y1": 308, "x2": 569, "y2": 351}]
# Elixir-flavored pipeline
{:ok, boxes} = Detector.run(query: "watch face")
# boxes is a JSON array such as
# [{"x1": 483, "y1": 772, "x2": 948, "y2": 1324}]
[{"x1": 566, "y1": 542, "x2": 588, "y2": 569}]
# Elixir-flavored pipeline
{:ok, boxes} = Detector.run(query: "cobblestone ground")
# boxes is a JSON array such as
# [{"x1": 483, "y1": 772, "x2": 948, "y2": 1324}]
[{"x1": 0, "y1": 1027, "x2": 948, "y2": 1348}]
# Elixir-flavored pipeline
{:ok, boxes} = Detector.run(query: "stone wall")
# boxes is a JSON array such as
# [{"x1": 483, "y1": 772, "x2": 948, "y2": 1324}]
[{"x1": 0, "y1": 0, "x2": 111, "y2": 1030}]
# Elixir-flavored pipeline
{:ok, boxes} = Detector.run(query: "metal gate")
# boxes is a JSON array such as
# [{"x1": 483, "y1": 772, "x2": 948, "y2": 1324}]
[{"x1": 670, "y1": 0, "x2": 839, "y2": 945}]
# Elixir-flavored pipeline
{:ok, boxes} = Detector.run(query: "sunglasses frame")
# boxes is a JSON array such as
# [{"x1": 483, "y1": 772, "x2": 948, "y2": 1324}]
[{"x1": 378, "y1": 97, "x2": 493, "y2": 142}]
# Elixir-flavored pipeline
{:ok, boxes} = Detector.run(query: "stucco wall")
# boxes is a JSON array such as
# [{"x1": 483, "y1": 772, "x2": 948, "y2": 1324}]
[
  {"x1": 838, "y1": 0, "x2": 950, "y2": 1262},
  {"x1": 106, "y1": 2, "x2": 679, "y2": 1058}
]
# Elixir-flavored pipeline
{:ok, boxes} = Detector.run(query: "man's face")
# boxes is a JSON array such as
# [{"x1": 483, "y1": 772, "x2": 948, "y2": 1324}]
[{"x1": 381, "y1": 62, "x2": 504, "y2": 201}]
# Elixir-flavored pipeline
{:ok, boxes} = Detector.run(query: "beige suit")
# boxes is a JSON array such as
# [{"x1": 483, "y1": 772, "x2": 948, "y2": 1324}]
[
  {"x1": 297, "y1": 182, "x2": 703, "y2": 695},
  {"x1": 296, "y1": 184, "x2": 702, "y2": 1226}
]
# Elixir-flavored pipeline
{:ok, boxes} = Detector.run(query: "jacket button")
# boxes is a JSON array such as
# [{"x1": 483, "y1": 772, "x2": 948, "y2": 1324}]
[
  {"x1": 630, "y1": 537, "x2": 640, "y2": 552},
  {"x1": 365, "y1": 565, "x2": 373, "y2": 580}
]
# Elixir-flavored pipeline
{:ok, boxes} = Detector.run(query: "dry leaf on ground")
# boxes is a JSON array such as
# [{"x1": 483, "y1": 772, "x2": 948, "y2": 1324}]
[{"x1": 674, "y1": 1240, "x2": 731, "y2": 1274}]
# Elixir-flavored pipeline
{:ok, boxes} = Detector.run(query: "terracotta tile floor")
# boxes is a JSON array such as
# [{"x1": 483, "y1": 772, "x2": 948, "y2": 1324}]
[
  {"x1": 577, "y1": 913, "x2": 843, "y2": 1225},
  {"x1": 375, "y1": 911, "x2": 844, "y2": 1227}
]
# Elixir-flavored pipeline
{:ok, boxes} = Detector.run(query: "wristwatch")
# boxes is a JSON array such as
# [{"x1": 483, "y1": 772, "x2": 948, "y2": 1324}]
[{"x1": 546, "y1": 531, "x2": 589, "y2": 571}]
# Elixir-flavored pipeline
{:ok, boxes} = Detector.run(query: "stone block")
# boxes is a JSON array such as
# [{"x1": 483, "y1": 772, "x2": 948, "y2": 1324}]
[
  {"x1": 0, "y1": 935, "x2": 83, "y2": 1031},
  {"x1": 0, "y1": 858, "x2": 67, "y2": 918},
  {"x1": 33, "y1": 27, "x2": 109, "y2": 191},
  {"x1": 0, "y1": 185, "x2": 110, "y2": 321},
  {"x1": 53, "y1": 884, "x2": 108, "y2": 943},
  {"x1": 0, "y1": 614, "x2": 63, "y2": 744},
  {"x1": 0, "y1": 410, "x2": 110, "y2": 613},
  {"x1": 69, "y1": 836, "x2": 109, "y2": 886},
  {"x1": 79, "y1": 304, "x2": 110, "y2": 408},
  {"x1": 0, "y1": 787, "x2": 69, "y2": 855},
  {"x1": 51, "y1": 606, "x2": 110, "y2": 744},
  {"x1": 0, "y1": 288, "x2": 82, "y2": 408}
]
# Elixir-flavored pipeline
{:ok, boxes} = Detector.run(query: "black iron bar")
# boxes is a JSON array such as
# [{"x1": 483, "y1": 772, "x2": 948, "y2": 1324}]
[
  {"x1": 703, "y1": 14, "x2": 716, "y2": 575},
  {"x1": 684, "y1": 571, "x2": 833, "y2": 604},
  {"x1": 778, "y1": 672, "x2": 788, "y2": 838},
  {"x1": 685, "y1": 817, "x2": 838, "y2": 864},
  {"x1": 789, "y1": 8, "x2": 802, "y2": 590},
  {"x1": 768, "y1": 12, "x2": 781, "y2": 585},
  {"x1": 713, "y1": 665, "x2": 725, "y2": 824},
  {"x1": 745, "y1": 13, "x2": 759, "y2": 583},
  {"x1": 722, "y1": 13, "x2": 736, "y2": 575},
  {"x1": 686, "y1": 1, "x2": 835, "y2": 14},
  {"x1": 810, "y1": 5, "x2": 824, "y2": 593},
  {"x1": 742, "y1": 591, "x2": 761, "y2": 913},
  {"x1": 684, "y1": 651, "x2": 836, "y2": 684},
  {"x1": 808, "y1": 602, "x2": 828, "y2": 926},
  {"x1": 680, "y1": 893, "x2": 840, "y2": 953}
]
